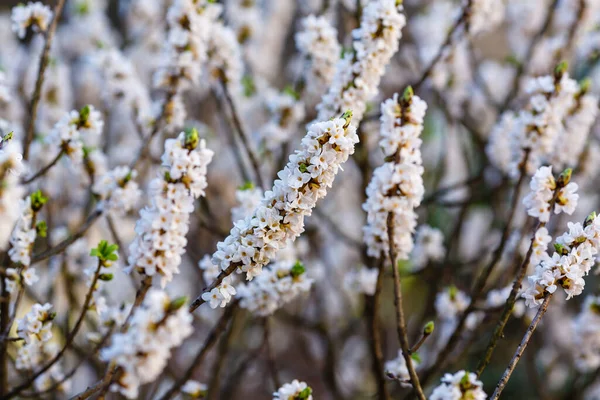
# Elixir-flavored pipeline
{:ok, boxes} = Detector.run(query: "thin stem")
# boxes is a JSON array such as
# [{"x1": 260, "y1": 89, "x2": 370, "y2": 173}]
[
  {"x1": 157, "y1": 302, "x2": 238, "y2": 400},
  {"x1": 22, "y1": 0, "x2": 67, "y2": 160},
  {"x1": 387, "y1": 212, "x2": 426, "y2": 400},
  {"x1": 68, "y1": 363, "x2": 118, "y2": 400},
  {"x1": 21, "y1": 150, "x2": 64, "y2": 184},
  {"x1": 365, "y1": 260, "x2": 390, "y2": 400},
  {"x1": 220, "y1": 80, "x2": 265, "y2": 190},
  {"x1": 490, "y1": 294, "x2": 553, "y2": 399},
  {"x1": 189, "y1": 263, "x2": 238, "y2": 312},
  {"x1": 1, "y1": 259, "x2": 104, "y2": 399}
]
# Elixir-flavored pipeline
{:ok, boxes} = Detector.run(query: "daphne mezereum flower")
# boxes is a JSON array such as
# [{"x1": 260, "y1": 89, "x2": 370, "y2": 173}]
[
  {"x1": 410, "y1": 225, "x2": 446, "y2": 271},
  {"x1": 0, "y1": 138, "x2": 25, "y2": 250},
  {"x1": 259, "y1": 88, "x2": 306, "y2": 152},
  {"x1": 11, "y1": 1, "x2": 53, "y2": 39},
  {"x1": 522, "y1": 166, "x2": 579, "y2": 223},
  {"x1": 92, "y1": 166, "x2": 142, "y2": 216},
  {"x1": 295, "y1": 14, "x2": 341, "y2": 100},
  {"x1": 385, "y1": 350, "x2": 420, "y2": 384},
  {"x1": 273, "y1": 379, "x2": 313, "y2": 400},
  {"x1": 363, "y1": 88, "x2": 426, "y2": 260},
  {"x1": 344, "y1": 266, "x2": 379, "y2": 296},
  {"x1": 316, "y1": 0, "x2": 406, "y2": 125},
  {"x1": 430, "y1": 370, "x2": 486, "y2": 400},
  {"x1": 467, "y1": 0, "x2": 505, "y2": 36},
  {"x1": 153, "y1": 0, "x2": 221, "y2": 92},
  {"x1": 46, "y1": 105, "x2": 104, "y2": 165},
  {"x1": 100, "y1": 289, "x2": 193, "y2": 399},
  {"x1": 486, "y1": 65, "x2": 579, "y2": 178},
  {"x1": 204, "y1": 112, "x2": 358, "y2": 308},
  {"x1": 127, "y1": 129, "x2": 214, "y2": 287},
  {"x1": 523, "y1": 212, "x2": 600, "y2": 307},
  {"x1": 225, "y1": 0, "x2": 261, "y2": 45}
]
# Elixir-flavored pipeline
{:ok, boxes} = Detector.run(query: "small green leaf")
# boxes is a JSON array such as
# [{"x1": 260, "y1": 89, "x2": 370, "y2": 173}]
[
  {"x1": 30, "y1": 190, "x2": 49, "y2": 212},
  {"x1": 99, "y1": 273, "x2": 114, "y2": 281},
  {"x1": 411, "y1": 352, "x2": 421, "y2": 363},
  {"x1": 423, "y1": 321, "x2": 435, "y2": 335},
  {"x1": 36, "y1": 220, "x2": 47, "y2": 238},
  {"x1": 168, "y1": 296, "x2": 188, "y2": 312},
  {"x1": 290, "y1": 261, "x2": 305, "y2": 278}
]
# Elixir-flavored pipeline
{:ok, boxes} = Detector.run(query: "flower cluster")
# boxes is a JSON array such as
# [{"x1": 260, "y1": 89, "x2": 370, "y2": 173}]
[
  {"x1": 410, "y1": 225, "x2": 446, "y2": 271},
  {"x1": 46, "y1": 105, "x2": 104, "y2": 164},
  {"x1": 529, "y1": 227, "x2": 553, "y2": 267},
  {"x1": 522, "y1": 166, "x2": 578, "y2": 223},
  {"x1": 485, "y1": 286, "x2": 525, "y2": 317},
  {"x1": 273, "y1": 379, "x2": 313, "y2": 400},
  {"x1": 259, "y1": 88, "x2": 305, "y2": 151},
  {"x1": 487, "y1": 65, "x2": 580, "y2": 178},
  {"x1": 92, "y1": 166, "x2": 142, "y2": 216},
  {"x1": 231, "y1": 185, "x2": 262, "y2": 223},
  {"x1": 236, "y1": 259, "x2": 313, "y2": 316},
  {"x1": 206, "y1": 20, "x2": 244, "y2": 91},
  {"x1": 127, "y1": 130, "x2": 213, "y2": 286},
  {"x1": 100, "y1": 289, "x2": 193, "y2": 399},
  {"x1": 363, "y1": 89, "x2": 426, "y2": 259},
  {"x1": 0, "y1": 137, "x2": 25, "y2": 249},
  {"x1": 295, "y1": 15, "x2": 341, "y2": 100},
  {"x1": 8, "y1": 190, "x2": 48, "y2": 268},
  {"x1": 523, "y1": 213, "x2": 600, "y2": 307},
  {"x1": 15, "y1": 303, "x2": 69, "y2": 392},
  {"x1": 181, "y1": 380, "x2": 208, "y2": 399},
  {"x1": 11, "y1": 1, "x2": 53, "y2": 39},
  {"x1": 154, "y1": 0, "x2": 221, "y2": 92},
  {"x1": 430, "y1": 370, "x2": 487, "y2": 400},
  {"x1": 225, "y1": 0, "x2": 261, "y2": 45},
  {"x1": 316, "y1": 0, "x2": 406, "y2": 125},
  {"x1": 344, "y1": 266, "x2": 379, "y2": 296},
  {"x1": 210, "y1": 112, "x2": 357, "y2": 290}
]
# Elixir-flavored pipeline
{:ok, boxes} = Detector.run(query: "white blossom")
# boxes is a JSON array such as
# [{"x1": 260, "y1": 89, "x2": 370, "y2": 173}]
[
  {"x1": 273, "y1": 379, "x2": 313, "y2": 400},
  {"x1": 522, "y1": 166, "x2": 578, "y2": 223},
  {"x1": 344, "y1": 266, "x2": 379, "y2": 296},
  {"x1": 411, "y1": 225, "x2": 446, "y2": 270},
  {"x1": 0, "y1": 139, "x2": 25, "y2": 250},
  {"x1": 92, "y1": 166, "x2": 142, "y2": 216},
  {"x1": 430, "y1": 370, "x2": 486, "y2": 400},
  {"x1": 11, "y1": 2, "x2": 53, "y2": 39}
]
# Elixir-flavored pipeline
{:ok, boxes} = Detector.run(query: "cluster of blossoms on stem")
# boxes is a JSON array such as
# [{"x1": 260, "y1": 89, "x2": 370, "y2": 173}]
[
  {"x1": 15, "y1": 303, "x2": 70, "y2": 392},
  {"x1": 430, "y1": 370, "x2": 486, "y2": 400},
  {"x1": 127, "y1": 129, "x2": 213, "y2": 286},
  {"x1": 316, "y1": 0, "x2": 406, "y2": 125},
  {"x1": 523, "y1": 166, "x2": 578, "y2": 223},
  {"x1": 46, "y1": 105, "x2": 104, "y2": 164},
  {"x1": 11, "y1": 1, "x2": 53, "y2": 39},
  {"x1": 259, "y1": 88, "x2": 306, "y2": 151},
  {"x1": 344, "y1": 266, "x2": 379, "y2": 296},
  {"x1": 572, "y1": 295, "x2": 600, "y2": 372},
  {"x1": 410, "y1": 225, "x2": 446, "y2": 271},
  {"x1": 208, "y1": 112, "x2": 357, "y2": 292},
  {"x1": 529, "y1": 226, "x2": 553, "y2": 267},
  {"x1": 363, "y1": 88, "x2": 426, "y2": 259},
  {"x1": 92, "y1": 166, "x2": 142, "y2": 216},
  {"x1": 230, "y1": 184, "x2": 262, "y2": 223},
  {"x1": 436, "y1": 286, "x2": 482, "y2": 343},
  {"x1": 225, "y1": 0, "x2": 261, "y2": 45},
  {"x1": 485, "y1": 286, "x2": 526, "y2": 317},
  {"x1": 273, "y1": 379, "x2": 313, "y2": 400},
  {"x1": 154, "y1": 0, "x2": 221, "y2": 92},
  {"x1": 237, "y1": 258, "x2": 313, "y2": 316},
  {"x1": 523, "y1": 212, "x2": 600, "y2": 307},
  {"x1": 487, "y1": 64, "x2": 580, "y2": 178},
  {"x1": 7, "y1": 191, "x2": 48, "y2": 287},
  {"x1": 295, "y1": 15, "x2": 341, "y2": 100},
  {"x1": 206, "y1": 20, "x2": 244, "y2": 92},
  {"x1": 0, "y1": 136, "x2": 25, "y2": 249},
  {"x1": 100, "y1": 289, "x2": 193, "y2": 399}
]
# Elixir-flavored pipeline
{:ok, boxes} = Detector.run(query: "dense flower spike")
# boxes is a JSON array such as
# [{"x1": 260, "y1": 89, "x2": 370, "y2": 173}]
[
  {"x1": 385, "y1": 350, "x2": 419, "y2": 383},
  {"x1": 273, "y1": 379, "x2": 313, "y2": 400},
  {"x1": 11, "y1": 1, "x2": 53, "y2": 39},
  {"x1": 295, "y1": 15, "x2": 341, "y2": 100},
  {"x1": 410, "y1": 225, "x2": 446, "y2": 270},
  {"x1": 363, "y1": 88, "x2": 426, "y2": 259},
  {"x1": 523, "y1": 212, "x2": 600, "y2": 307},
  {"x1": 430, "y1": 370, "x2": 487, "y2": 400},
  {"x1": 0, "y1": 136, "x2": 25, "y2": 249},
  {"x1": 210, "y1": 112, "x2": 357, "y2": 296},
  {"x1": 100, "y1": 289, "x2": 193, "y2": 398},
  {"x1": 316, "y1": 0, "x2": 406, "y2": 124},
  {"x1": 127, "y1": 129, "x2": 213, "y2": 286},
  {"x1": 92, "y1": 166, "x2": 142, "y2": 216},
  {"x1": 522, "y1": 166, "x2": 578, "y2": 222}
]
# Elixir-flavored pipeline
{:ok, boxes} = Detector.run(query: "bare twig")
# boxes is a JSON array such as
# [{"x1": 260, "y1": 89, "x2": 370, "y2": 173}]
[
  {"x1": 22, "y1": 0, "x2": 67, "y2": 160},
  {"x1": 21, "y1": 150, "x2": 64, "y2": 184},
  {"x1": 490, "y1": 294, "x2": 553, "y2": 399}
]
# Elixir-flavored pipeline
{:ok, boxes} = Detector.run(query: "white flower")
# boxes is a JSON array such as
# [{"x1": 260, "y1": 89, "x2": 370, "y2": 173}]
[
  {"x1": 384, "y1": 350, "x2": 419, "y2": 383},
  {"x1": 436, "y1": 287, "x2": 470, "y2": 322},
  {"x1": 0, "y1": 140, "x2": 26, "y2": 250},
  {"x1": 181, "y1": 380, "x2": 207, "y2": 398},
  {"x1": 363, "y1": 91, "x2": 426, "y2": 259},
  {"x1": 273, "y1": 379, "x2": 313, "y2": 400},
  {"x1": 92, "y1": 166, "x2": 142, "y2": 216},
  {"x1": 316, "y1": 0, "x2": 406, "y2": 125},
  {"x1": 430, "y1": 370, "x2": 486, "y2": 400},
  {"x1": 8, "y1": 196, "x2": 38, "y2": 267},
  {"x1": 11, "y1": 2, "x2": 53, "y2": 39},
  {"x1": 127, "y1": 131, "x2": 213, "y2": 286},
  {"x1": 572, "y1": 295, "x2": 600, "y2": 372},
  {"x1": 523, "y1": 166, "x2": 578, "y2": 222},
  {"x1": 209, "y1": 113, "x2": 357, "y2": 298},
  {"x1": 344, "y1": 266, "x2": 379, "y2": 296},
  {"x1": 468, "y1": 0, "x2": 505, "y2": 36},
  {"x1": 411, "y1": 225, "x2": 446, "y2": 270},
  {"x1": 100, "y1": 289, "x2": 193, "y2": 399}
]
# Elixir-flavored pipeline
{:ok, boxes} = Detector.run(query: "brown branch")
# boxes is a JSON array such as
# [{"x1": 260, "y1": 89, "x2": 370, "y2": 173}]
[
  {"x1": 21, "y1": 150, "x2": 64, "y2": 184},
  {"x1": 387, "y1": 212, "x2": 426, "y2": 400},
  {"x1": 22, "y1": 0, "x2": 67, "y2": 160},
  {"x1": 490, "y1": 294, "x2": 553, "y2": 399}
]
